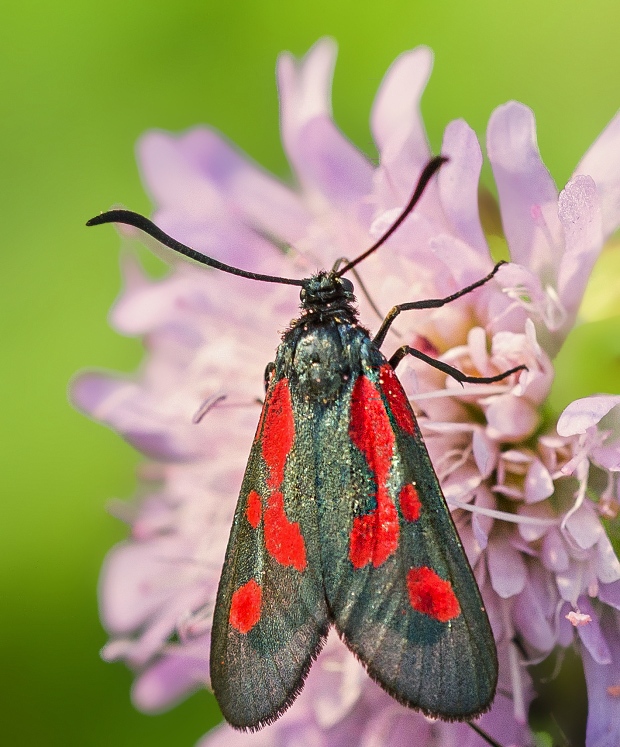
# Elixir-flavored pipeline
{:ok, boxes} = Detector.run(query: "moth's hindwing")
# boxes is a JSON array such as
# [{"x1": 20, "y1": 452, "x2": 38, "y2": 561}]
[
  {"x1": 317, "y1": 341, "x2": 498, "y2": 719},
  {"x1": 210, "y1": 376, "x2": 329, "y2": 730}
]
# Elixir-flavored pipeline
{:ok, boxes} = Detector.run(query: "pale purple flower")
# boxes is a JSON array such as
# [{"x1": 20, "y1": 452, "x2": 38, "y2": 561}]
[{"x1": 74, "y1": 39, "x2": 620, "y2": 746}]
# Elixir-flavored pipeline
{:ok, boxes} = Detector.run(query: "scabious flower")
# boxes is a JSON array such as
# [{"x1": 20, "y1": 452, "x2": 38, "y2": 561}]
[{"x1": 73, "y1": 40, "x2": 620, "y2": 746}]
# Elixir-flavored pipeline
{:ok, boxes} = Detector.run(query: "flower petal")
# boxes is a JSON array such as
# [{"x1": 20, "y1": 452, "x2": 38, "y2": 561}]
[
  {"x1": 485, "y1": 393, "x2": 540, "y2": 442},
  {"x1": 137, "y1": 132, "x2": 290, "y2": 274},
  {"x1": 277, "y1": 39, "x2": 373, "y2": 211},
  {"x1": 470, "y1": 488, "x2": 497, "y2": 553},
  {"x1": 575, "y1": 110, "x2": 620, "y2": 240},
  {"x1": 557, "y1": 395, "x2": 620, "y2": 436},
  {"x1": 429, "y1": 234, "x2": 491, "y2": 291},
  {"x1": 595, "y1": 534, "x2": 620, "y2": 584},
  {"x1": 472, "y1": 429, "x2": 499, "y2": 479},
  {"x1": 582, "y1": 608, "x2": 620, "y2": 747},
  {"x1": 200, "y1": 724, "x2": 275, "y2": 747},
  {"x1": 371, "y1": 46, "x2": 432, "y2": 203},
  {"x1": 439, "y1": 119, "x2": 491, "y2": 266},
  {"x1": 576, "y1": 597, "x2": 611, "y2": 665},
  {"x1": 564, "y1": 503, "x2": 603, "y2": 550},
  {"x1": 132, "y1": 636, "x2": 211, "y2": 712},
  {"x1": 100, "y1": 538, "x2": 210, "y2": 636},
  {"x1": 487, "y1": 535, "x2": 527, "y2": 598},
  {"x1": 513, "y1": 568, "x2": 556, "y2": 651},
  {"x1": 487, "y1": 102, "x2": 561, "y2": 281},
  {"x1": 139, "y1": 128, "x2": 311, "y2": 251},
  {"x1": 557, "y1": 174, "x2": 603, "y2": 315},
  {"x1": 557, "y1": 562, "x2": 589, "y2": 605},
  {"x1": 600, "y1": 580, "x2": 620, "y2": 610},
  {"x1": 542, "y1": 528, "x2": 570, "y2": 573},
  {"x1": 524, "y1": 458, "x2": 554, "y2": 503}
]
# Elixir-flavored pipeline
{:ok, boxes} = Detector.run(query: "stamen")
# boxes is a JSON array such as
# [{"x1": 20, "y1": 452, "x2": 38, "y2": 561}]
[
  {"x1": 600, "y1": 472, "x2": 619, "y2": 519},
  {"x1": 499, "y1": 279, "x2": 567, "y2": 332},
  {"x1": 449, "y1": 499, "x2": 558, "y2": 527},
  {"x1": 542, "y1": 284, "x2": 567, "y2": 331},
  {"x1": 410, "y1": 384, "x2": 515, "y2": 401},
  {"x1": 565, "y1": 609, "x2": 592, "y2": 627},
  {"x1": 436, "y1": 445, "x2": 473, "y2": 481},
  {"x1": 559, "y1": 430, "x2": 609, "y2": 477},
  {"x1": 429, "y1": 446, "x2": 467, "y2": 475},
  {"x1": 560, "y1": 458, "x2": 589, "y2": 536}
]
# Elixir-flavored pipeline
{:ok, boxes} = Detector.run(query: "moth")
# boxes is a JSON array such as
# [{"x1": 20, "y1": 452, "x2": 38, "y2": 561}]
[{"x1": 88, "y1": 156, "x2": 524, "y2": 732}]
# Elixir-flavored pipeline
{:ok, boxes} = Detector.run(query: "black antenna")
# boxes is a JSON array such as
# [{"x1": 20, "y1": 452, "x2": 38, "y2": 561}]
[
  {"x1": 336, "y1": 155, "x2": 448, "y2": 277},
  {"x1": 88, "y1": 156, "x2": 446, "y2": 287},
  {"x1": 86, "y1": 210, "x2": 305, "y2": 287}
]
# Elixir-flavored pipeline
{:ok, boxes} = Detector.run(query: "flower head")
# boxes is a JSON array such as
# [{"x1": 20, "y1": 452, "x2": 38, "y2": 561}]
[{"x1": 74, "y1": 40, "x2": 620, "y2": 746}]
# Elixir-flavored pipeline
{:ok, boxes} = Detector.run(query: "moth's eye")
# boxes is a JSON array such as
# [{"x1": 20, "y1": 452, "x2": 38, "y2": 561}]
[{"x1": 340, "y1": 277, "x2": 354, "y2": 293}]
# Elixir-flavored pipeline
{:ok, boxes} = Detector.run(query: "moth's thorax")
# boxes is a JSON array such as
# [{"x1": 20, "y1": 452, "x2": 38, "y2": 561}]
[
  {"x1": 270, "y1": 272, "x2": 365, "y2": 404},
  {"x1": 286, "y1": 324, "x2": 354, "y2": 403},
  {"x1": 297, "y1": 271, "x2": 358, "y2": 325}
]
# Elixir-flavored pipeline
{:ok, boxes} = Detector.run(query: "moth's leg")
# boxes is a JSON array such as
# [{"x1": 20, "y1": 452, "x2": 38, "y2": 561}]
[
  {"x1": 373, "y1": 262, "x2": 505, "y2": 349},
  {"x1": 466, "y1": 721, "x2": 506, "y2": 747},
  {"x1": 389, "y1": 345, "x2": 526, "y2": 384}
]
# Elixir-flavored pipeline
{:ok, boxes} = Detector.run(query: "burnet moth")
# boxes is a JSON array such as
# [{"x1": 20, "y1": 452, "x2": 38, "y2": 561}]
[{"x1": 88, "y1": 156, "x2": 526, "y2": 733}]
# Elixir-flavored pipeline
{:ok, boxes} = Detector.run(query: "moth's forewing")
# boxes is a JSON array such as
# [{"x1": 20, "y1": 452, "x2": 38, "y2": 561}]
[
  {"x1": 314, "y1": 334, "x2": 498, "y2": 719},
  {"x1": 210, "y1": 377, "x2": 329, "y2": 730}
]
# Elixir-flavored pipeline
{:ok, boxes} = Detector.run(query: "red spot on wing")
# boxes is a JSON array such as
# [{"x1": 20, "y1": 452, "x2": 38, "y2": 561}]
[
  {"x1": 400, "y1": 484, "x2": 421, "y2": 522},
  {"x1": 229, "y1": 579, "x2": 262, "y2": 634},
  {"x1": 256, "y1": 379, "x2": 307, "y2": 571},
  {"x1": 349, "y1": 514, "x2": 374, "y2": 568},
  {"x1": 261, "y1": 379, "x2": 295, "y2": 490},
  {"x1": 246, "y1": 490, "x2": 262, "y2": 528},
  {"x1": 407, "y1": 566, "x2": 461, "y2": 622},
  {"x1": 264, "y1": 491, "x2": 307, "y2": 571},
  {"x1": 349, "y1": 511, "x2": 397, "y2": 568},
  {"x1": 348, "y1": 375, "x2": 399, "y2": 568},
  {"x1": 378, "y1": 364, "x2": 416, "y2": 436}
]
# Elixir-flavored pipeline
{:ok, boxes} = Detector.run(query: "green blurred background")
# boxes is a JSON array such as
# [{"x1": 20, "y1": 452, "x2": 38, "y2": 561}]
[{"x1": 2, "y1": 1, "x2": 620, "y2": 745}]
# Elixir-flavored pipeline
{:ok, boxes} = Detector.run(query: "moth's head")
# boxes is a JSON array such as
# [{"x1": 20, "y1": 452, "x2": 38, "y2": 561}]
[{"x1": 300, "y1": 272, "x2": 355, "y2": 310}]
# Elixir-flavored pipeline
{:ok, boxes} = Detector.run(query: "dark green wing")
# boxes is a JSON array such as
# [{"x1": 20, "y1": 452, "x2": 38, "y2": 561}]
[
  {"x1": 210, "y1": 376, "x2": 329, "y2": 730},
  {"x1": 317, "y1": 360, "x2": 498, "y2": 719}
]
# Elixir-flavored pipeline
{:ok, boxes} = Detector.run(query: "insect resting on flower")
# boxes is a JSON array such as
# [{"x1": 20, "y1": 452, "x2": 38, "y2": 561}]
[{"x1": 88, "y1": 156, "x2": 526, "y2": 732}]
